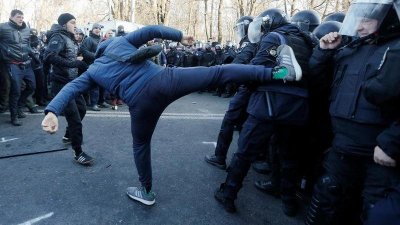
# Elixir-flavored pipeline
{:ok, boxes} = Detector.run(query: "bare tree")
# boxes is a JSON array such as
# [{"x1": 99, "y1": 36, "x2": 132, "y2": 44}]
[
  {"x1": 217, "y1": 0, "x2": 223, "y2": 43},
  {"x1": 209, "y1": 0, "x2": 214, "y2": 40},
  {"x1": 155, "y1": 0, "x2": 171, "y2": 25},
  {"x1": 110, "y1": 0, "x2": 133, "y2": 21}
]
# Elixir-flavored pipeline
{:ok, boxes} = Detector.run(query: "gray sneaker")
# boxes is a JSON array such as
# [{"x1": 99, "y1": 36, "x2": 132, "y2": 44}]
[
  {"x1": 126, "y1": 186, "x2": 156, "y2": 205},
  {"x1": 276, "y1": 44, "x2": 302, "y2": 82}
]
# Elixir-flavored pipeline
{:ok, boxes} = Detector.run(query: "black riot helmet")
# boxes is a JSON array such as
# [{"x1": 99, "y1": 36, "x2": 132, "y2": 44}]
[
  {"x1": 248, "y1": 8, "x2": 290, "y2": 43},
  {"x1": 312, "y1": 21, "x2": 342, "y2": 39},
  {"x1": 323, "y1": 12, "x2": 346, "y2": 23},
  {"x1": 291, "y1": 9, "x2": 321, "y2": 32},
  {"x1": 377, "y1": 5, "x2": 400, "y2": 37},
  {"x1": 233, "y1": 16, "x2": 253, "y2": 44}
]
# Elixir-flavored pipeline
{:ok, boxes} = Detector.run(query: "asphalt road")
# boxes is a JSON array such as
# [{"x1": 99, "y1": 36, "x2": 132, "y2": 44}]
[{"x1": 0, "y1": 93, "x2": 304, "y2": 225}]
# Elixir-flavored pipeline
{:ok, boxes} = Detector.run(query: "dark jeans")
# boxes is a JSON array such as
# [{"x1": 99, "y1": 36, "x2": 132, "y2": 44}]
[
  {"x1": 128, "y1": 65, "x2": 274, "y2": 190},
  {"x1": 215, "y1": 86, "x2": 252, "y2": 158},
  {"x1": 308, "y1": 149, "x2": 400, "y2": 225},
  {"x1": 8, "y1": 64, "x2": 35, "y2": 119},
  {"x1": 52, "y1": 81, "x2": 86, "y2": 150},
  {"x1": 223, "y1": 115, "x2": 305, "y2": 201},
  {"x1": 0, "y1": 63, "x2": 10, "y2": 110}
]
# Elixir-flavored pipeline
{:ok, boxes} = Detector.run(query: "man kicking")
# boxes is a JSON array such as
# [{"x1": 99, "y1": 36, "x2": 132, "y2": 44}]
[{"x1": 41, "y1": 24, "x2": 302, "y2": 206}]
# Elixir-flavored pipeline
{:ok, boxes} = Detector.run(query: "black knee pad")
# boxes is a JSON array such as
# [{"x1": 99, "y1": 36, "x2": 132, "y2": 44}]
[{"x1": 305, "y1": 175, "x2": 343, "y2": 225}]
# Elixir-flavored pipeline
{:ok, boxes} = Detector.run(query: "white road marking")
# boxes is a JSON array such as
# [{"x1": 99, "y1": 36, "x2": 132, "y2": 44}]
[
  {"x1": 202, "y1": 141, "x2": 217, "y2": 148},
  {"x1": 2, "y1": 111, "x2": 224, "y2": 120},
  {"x1": 0, "y1": 137, "x2": 19, "y2": 143},
  {"x1": 18, "y1": 212, "x2": 54, "y2": 225}
]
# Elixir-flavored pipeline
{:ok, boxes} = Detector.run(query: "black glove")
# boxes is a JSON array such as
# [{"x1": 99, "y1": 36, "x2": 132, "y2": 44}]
[{"x1": 74, "y1": 60, "x2": 88, "y2": 70}]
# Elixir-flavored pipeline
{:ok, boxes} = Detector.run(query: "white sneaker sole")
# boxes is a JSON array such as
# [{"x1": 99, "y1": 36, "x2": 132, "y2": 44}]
[
  {"x1": 127, "y1": 192, "x2": 156, "y2": 206},
  {"x1": 286, "y1": 45, "x2": 302, "y2": 81}
]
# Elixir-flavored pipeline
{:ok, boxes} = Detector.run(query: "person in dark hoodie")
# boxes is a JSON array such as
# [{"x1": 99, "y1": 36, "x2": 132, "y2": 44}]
[
  {"x1": 41, "y1": 22, "x2": 303, "y2": 206},
  {"x1": 0, "y1": 9, "x2": 37, "y2": 126},
  {"x1": 44, "y1": 13, "x2": 93, "y2": 166}
]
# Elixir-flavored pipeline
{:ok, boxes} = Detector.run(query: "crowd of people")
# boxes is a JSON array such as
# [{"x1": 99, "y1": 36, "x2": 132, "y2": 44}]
[{"x1": 2, "y1": 0, "x2": 400, "y2": 224}]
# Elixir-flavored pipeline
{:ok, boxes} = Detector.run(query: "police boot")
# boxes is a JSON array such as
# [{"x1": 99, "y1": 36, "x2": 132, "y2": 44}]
[
  {"x1": 17, "y1": 108, "x2": 26, "y2": 118},
  {"x1": 214, "y1": 183, "x2": 237, "y2": 213},
  {"x1": 216, "y1": 155, "x2": 251, "y2": 213},
  {"x1": 11, "y1": 117, "x2": 22, "y2": 126}
]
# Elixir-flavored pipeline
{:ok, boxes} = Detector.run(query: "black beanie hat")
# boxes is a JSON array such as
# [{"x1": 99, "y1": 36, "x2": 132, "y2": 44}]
[{"x1": 58, "y1": 13, "x2": 76, "y2": 26}]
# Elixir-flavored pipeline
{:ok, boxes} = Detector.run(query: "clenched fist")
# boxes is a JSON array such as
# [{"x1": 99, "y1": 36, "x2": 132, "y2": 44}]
[{"x1": 41, "y1": 112, "x2": 59, "y2": 134}]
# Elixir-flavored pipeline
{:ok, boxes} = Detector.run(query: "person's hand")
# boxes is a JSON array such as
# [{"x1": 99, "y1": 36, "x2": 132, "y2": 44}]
[
  {"x1": 181, "y1": 35, "x2": 195, "y2": 46},
  {"x1": 374, "y1": 146, "x2": 396, "y2": 167},
  {"x1": 41, "y1": 112, "x2": 59, "y2": 134},
  {"x1": 320, "y1": 32, "x2": 342, "y2": 49},
  {"x1": 77, "y1": 56, "x2": 83, "y2": 61}
]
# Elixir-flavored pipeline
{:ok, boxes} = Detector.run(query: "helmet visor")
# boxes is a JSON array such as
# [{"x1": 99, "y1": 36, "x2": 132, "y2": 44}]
[
  {"x1": 234, "y1": 22, "x2": 247, "y2": 44},
  {"x1": 395, "y1": 0, "x2": 400, "y2": 19},
  {"x1": 248, "y1": 17, "x2": 268, "y2": 43},
  {"x1": 339, "y1": 0, "x2": 392, "y2": 37}
]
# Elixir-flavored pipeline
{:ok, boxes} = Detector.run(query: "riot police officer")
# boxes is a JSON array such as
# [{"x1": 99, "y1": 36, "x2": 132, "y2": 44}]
[
  {"x1": 305, "y1": 1, "x2": 400, "y2": 224},
  {"x1": 205, "y1": 15, "x2": 257, "y2": 169},
  {"x1": 214, "y1": 8, "x2": 314, "y2": 217}
]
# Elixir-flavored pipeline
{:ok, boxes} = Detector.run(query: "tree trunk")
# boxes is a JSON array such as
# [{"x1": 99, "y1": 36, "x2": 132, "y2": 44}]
[
  {"x1": 209, "y1": 0, "x2": 214, "y2": 40},
  {"x1": 217, "y1": 0, "x2": 223, "y2": 43},
  {"x1": 204, "y1": 0, "x2": 209, "y2": 40}
]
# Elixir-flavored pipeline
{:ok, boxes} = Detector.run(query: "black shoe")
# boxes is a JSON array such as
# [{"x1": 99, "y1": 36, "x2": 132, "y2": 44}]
[
  {"x1": 205, "y1": 154, "x2": 226, "y2": 170},
  {"x1": 282, "y1": 200, "x2": 298, "y2": 217},
  {"x1": 62, "y1": 136, "x2": 71, "y2": 144},
  {"x1": 11, "y1": 118, "x2": 22, "y2": 126},
  {"x1": 17, "y1": 109, "x2": 26, "y2": 118},
  {"x1": 28, "y1": 106, "x2": 40, "y2": 114},
  {"x1": 254, "y1": 180, "x2": 280, "y2": 197},
  {"x1": 252, "y1": 161, "x2": 271, "y2": 174},
  {"x1": 74, "y1": 152, "x2": 94, "y2": 165},
  {"x1": 214, "y1": 187, "x2": 236, "y2": 213}
]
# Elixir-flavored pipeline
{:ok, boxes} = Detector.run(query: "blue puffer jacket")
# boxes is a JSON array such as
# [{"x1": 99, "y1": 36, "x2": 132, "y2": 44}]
[{"x1": 45, "y1": 25, "x2": 182, "y2": 115}]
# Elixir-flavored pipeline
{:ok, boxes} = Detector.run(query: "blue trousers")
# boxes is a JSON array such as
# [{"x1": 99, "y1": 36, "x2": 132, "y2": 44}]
[
  {"x1": 8, "y1": 64, "x2": 35, "y2": 119},
  {"x1": 128, "y1": 65, "x2": 273, "y2": 190}
]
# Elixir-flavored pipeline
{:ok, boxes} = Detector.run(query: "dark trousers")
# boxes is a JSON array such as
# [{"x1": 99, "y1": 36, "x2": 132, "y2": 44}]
[
  {"x1": 128, "y1": 65, "x2": 274, "y2": 190},
  {"x1": 214, "y1": 86, "x2": 252, "y2": 158},
  {"x1": 0, "y1": 63, "x2": 10, "y2": 110},
  {"x1": 308, "y1": 149, "x2": 400, "y2": 225},
  {"x1": 33, "y1": 67, "x2": 46, "y2": 105},
  {"x1": 8, "y1": 64, "x2": 35, "y2": 119},
  {"x1": 223, "y1": 115, "x2": 304, "y2": 201},
  {"x1": 52, "y1": 81, "x2": 86, "y2": 150}
]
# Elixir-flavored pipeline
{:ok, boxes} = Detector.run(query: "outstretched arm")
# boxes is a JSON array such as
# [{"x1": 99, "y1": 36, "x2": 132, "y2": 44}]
[
  {"x1": 42, "y1": 73, "x2": 95, "y2": 133},
  {"x1": 126, "y1": 25, "x2": 183, "y2": 48}
]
